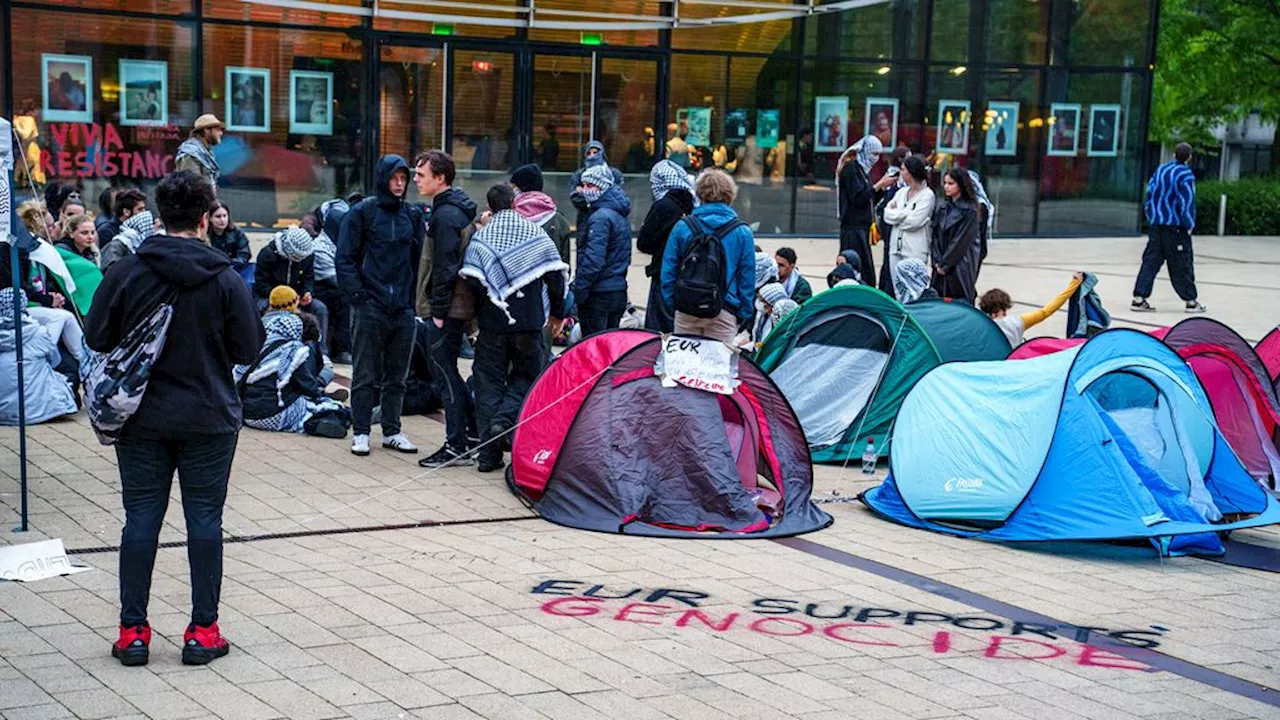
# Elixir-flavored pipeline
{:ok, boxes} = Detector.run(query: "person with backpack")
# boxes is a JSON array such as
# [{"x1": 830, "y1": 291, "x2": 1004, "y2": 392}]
[
  {"x1": 660, "y1": 169, "x2": 756, "y2": 344},
  {"x1": 336, "y1": 155, "x2": 427, "y2": 458},
  {"x1": 84, "y1": 170, "x2": 263, "y2": 667},
  {"x1": 573, "y1": 164, "x2": 632, "y2": 336},
  {"x1": 636, "y1": 160, "x2": 696, "y2": 332}
]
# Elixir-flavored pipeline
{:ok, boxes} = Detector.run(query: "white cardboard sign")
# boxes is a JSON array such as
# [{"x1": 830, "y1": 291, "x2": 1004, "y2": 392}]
[
  {"x1": 0, "y1": 539, "x2": 93, "y2": 582},
  {"x1": 658, "y1": 335, "x2": 738, "y2": 395}
]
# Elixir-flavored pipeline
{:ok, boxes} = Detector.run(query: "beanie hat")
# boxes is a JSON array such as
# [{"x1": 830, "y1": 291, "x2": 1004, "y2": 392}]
[
  {"x1": 510, "y1": 164, "x2": 544, "y2": 193},
  {"x1": 269, "y1": 285, "x2": 300, "y2": 313}
]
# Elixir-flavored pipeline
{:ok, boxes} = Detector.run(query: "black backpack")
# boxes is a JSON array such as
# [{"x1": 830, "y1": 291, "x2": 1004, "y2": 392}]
[{"x1": 673, "y1": 216, "x2": 744, "y2": 319}]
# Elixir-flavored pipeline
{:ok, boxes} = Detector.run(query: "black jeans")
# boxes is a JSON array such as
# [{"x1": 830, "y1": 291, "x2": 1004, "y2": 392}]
[
  {"x1": 578, "y1": 289, "x2": 628, "y2": 337},
  {"x1": 424, "y1": 317, "x2": 476, "y2": 450},
  {"x1": 314, "y1": 279, "x2": 350, "y2": 356},
  {"x1": 351, "y1": 305, "x2": 416, "y2": 436},
  {"x1": 116, "y1": 431, "x2": 238, "y2": 627},
  {"x1": 1133, "y1": 225, "x2": 1198, "y2": 302},
  {"x1": 644, "y1": 275, "x2": 674, "y2": 334},
  {"x1": 472, "y1": 331, "x2": 546, "y2": 463},
  {"x1": 839, "y1": 223, "x2": 875, "y2": 283}
]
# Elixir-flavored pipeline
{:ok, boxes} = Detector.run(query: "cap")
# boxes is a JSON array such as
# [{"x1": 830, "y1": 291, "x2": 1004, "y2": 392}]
[{"x1": 193, "y1": 114, "x2": 224, "y2": 133}]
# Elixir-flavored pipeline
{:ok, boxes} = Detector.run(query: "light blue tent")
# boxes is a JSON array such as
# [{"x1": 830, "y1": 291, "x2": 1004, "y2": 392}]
[{"x1": 861, "y1": 330, "x2": 1280, "y2": 556}]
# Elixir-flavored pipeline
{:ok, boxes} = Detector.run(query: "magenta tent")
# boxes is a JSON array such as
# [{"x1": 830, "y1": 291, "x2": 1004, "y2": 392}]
[{"x1": 1259, "y1": 327, "x2": 1280, "y2": 395}]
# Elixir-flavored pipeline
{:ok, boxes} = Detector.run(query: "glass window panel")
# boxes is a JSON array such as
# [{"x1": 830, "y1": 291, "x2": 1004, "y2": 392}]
[
  {"x1": 204, "y1": 24, "x2": 363, "y2": 227},
  {"x1": 673, "y1": 5, "x2": 793, "y2": 54},
  {"x1": 374, "y1": 0, "x2": 517, "y2": 38},
  {"x1": 986, "y1": 0, "x2": 1048, "y2": 65},
  {"x1": 598, "y1": 57, "x2": 658, "y2": 228},
  {"x1": 451, "y1": 49, "x2": 516, "y2": 177},
  {"x1": 529, "y1": 1, "x2": 661, "y2": 47},
  {"x1": 379, "y1": 45, "x2": 444, "y2": 207},
  {"x1": 727, "y1": 56, "x2": 796, "y2": 234},
  {"x1": 10, "y1": 9, "x2": 195, "y2": 206},
  {"x1": 205, "y1": 0, "x2": 363, "y2": 28},
  {"x1": 668, "y1": 54, "x2": 727, "y2": 173},
  {"x1": 929, "y1": 0, "x2": 971, "y2": 62},
  {"x1": 1066, "y1": 0, "x2": 1151, "y2": 68},
  {"x1": 804, "y1": 0, "x2": 922, "y2": 61},
  {"x1": 528, "y1": 53, "x2": 593, "y2": 223},
  {"x1": 28, "y1": 0, "x2": 190, "y2": 13}
]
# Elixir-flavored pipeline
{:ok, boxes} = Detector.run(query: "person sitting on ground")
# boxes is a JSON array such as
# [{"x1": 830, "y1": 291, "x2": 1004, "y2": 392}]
[
  {"x1": 835, "y1": 248, "x2": 860, "y2": 267},
  {"x1": 753, "y1": 282, "x2": 798, "y2": 346},
  {"x1": 979, "y1": 273, "x2": 1084, "y2": 348},
  {"x1": 827, "y1": 263, "x2": 862, "y2": 289},
  {"x1": 774, "y1": 247, "x2": 813, "y2": 304},
  {"x1": 0, "y1": 288, "x2": 78, "y2": 426},
  {"x1": 52, "y1": 213, "x2": 103, "y2": 317},
  {"x1": 4, "y1": 202, "x2": 85, "y2": 366},
  {"x1": 891, "y1": 258, "x2": 939, "y2": 304},
  {"x1": 100, "y1": 210, "x2": 159, "y2": 273},
  {"x1": 300, "y1": 310, "x2": 345, "y2": 398},
  {"x1": 208, "y1": 201, "x2": 252, "y2": 269},
  {"x1": 235, "y1": 310, "x2": 346, "y2": 437},
  {"x1": 253, "y1": 226, "x2": 329, "y2": 351}
]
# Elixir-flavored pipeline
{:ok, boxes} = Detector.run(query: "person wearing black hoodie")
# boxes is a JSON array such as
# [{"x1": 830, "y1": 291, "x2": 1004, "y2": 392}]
[
  {"x1": 635, "y1": 160, "x2": 695, "y2": 333},
  {"x1": 413, "y1": 150, "x2": 481, "y2": 469},
  {"x1": 337, "y1": 155, "x2": 426, "y2": 457},
  {"x1": 84, "y1": 170, "x2": 263, "y2": 667}
]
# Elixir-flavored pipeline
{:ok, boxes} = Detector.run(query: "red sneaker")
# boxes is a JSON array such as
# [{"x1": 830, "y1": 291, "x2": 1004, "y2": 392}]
[
  {"x1": 111, "y1": 623, "x2": 151, "y2": 666},
  {"x1": 181, "y1": 622, "x2": 230, "y2": 665}
]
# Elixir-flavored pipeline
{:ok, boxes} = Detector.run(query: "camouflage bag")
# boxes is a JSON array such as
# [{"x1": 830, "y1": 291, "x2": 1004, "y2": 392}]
[{"x1": 81, "y1": 287, "x2": 179, "y2": 445}]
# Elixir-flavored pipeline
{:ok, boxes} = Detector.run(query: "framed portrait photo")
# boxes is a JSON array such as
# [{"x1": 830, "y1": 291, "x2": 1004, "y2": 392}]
[
  {"x1": 290, "y1": 70, "x2": 334, "y2": 136},
  {"x1": 814, "y1": 96, "x2": 849, "y2": 152},
  {"x1": 42, "y1": 54, "x2": 94, "y2": 123},
  {"x1": 685, "y1": 106, "x2": 712, "y2": 147},
  {"x1": 226, "y1": 66, "x2": 271, "y2": 133},
  {"x1": 1087, "y1": 104, "x2": 1122, "y2": 158},
  {"x1": 756, "y1": 109, "x2": 780, "y2": 149},
  {"x1": 724, "y1": 108, "x2": 749, "y2": 146},
  {"x1": 119, "y1": 60, "x2": 168, "y2": 127},
  {"x1": 864, "y1": 97, "x2": 898, "y2": 150},
  {"x1": 1047, "y1": 103, "x2": 1082, "y2": 157},
  {"x1": 984, "y1": 101, "x2": 1019, "y2": 157},
  {"x1": 936, "y1": 100, "x2": 971, "y2": 155}
]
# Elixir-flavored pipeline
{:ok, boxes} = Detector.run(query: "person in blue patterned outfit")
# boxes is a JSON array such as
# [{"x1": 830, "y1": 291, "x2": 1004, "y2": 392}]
[{"x1": 1132, "y1": 142, "x2": 1205, "y2": 314}]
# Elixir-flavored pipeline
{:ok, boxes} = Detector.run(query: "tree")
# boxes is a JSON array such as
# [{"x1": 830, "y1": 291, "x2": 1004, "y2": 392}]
[{"x1": 1151, "y1": 0, "x2": 1280, "y2": 172}]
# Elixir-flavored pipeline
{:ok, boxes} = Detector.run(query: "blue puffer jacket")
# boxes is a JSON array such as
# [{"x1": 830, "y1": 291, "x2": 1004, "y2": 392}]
[
  {"x1": 335, "y1": 155, "x2": 426, "y2": 314},
  {"x1": 574, "y1": 185, "x2": 632, "y2": 304},
  {"x1": 661, "y1": 202, "x2": 757, "y2": 325},
  {"x1": 0, "y1": 317, "x2": 77, "y2": 425}
]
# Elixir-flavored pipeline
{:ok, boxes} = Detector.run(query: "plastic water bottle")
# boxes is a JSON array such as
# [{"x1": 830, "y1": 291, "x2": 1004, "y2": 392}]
[{"x1": 861, "y1": 438, "x2": 877, "y2": 475}]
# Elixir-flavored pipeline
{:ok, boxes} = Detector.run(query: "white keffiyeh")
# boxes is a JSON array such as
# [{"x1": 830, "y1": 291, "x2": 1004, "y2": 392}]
[{"x1": 459, "y1": 210, "x2": 569, "y2": 324}]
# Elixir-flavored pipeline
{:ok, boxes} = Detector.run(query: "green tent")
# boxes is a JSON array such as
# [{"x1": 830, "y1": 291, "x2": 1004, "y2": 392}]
[
  {"x1": 756, "y1": 285, "x2": 942, "y2": 464},
  {"x1": 903, "y1": 298, "x2": 1011, "y2": 362}
]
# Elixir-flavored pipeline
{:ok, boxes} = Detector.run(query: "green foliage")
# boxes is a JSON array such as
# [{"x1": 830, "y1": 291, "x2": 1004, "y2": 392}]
[
  {"x1": 1194, "y1": 179, "x2": 1280, "y2": 235},
  {"x1": 1151, "y1": 0, "x2": 1280, "y2": 146}
]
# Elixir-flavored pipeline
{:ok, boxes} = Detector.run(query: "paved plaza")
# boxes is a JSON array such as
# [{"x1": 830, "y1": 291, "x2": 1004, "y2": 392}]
[{"x1": 2, "y1": 236, "x2": 1279, "y2": 720}]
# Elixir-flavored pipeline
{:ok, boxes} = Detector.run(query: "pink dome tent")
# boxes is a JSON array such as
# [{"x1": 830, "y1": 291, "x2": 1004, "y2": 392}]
[{"x1": 1258, "y1": 327, "x2": 1280, "y2": 396}]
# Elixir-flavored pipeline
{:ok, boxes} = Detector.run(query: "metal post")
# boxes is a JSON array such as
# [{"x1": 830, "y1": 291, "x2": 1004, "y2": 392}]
[
  {"x1": 1217, "y1": 194, "x2": 1226, "y2": 237},
  {"x1": 7, "y1": 221, "x2": 28, "y2": 534}
]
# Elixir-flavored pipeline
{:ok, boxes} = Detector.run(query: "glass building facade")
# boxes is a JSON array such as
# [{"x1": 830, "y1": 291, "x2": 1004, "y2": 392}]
[{"x1": 1, "y1": 0, "x2": 1158, "y2": 236}]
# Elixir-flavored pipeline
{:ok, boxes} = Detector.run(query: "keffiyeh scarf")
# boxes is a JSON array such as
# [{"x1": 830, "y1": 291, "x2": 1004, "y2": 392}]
[
  {"x1": 116, "y1": 210, "x2": 157, "y2": 253},
  {"x1": 580, "y1": 165, "x2": 615, "y2": 204},
  {"x1": 513, "y1": 192, "x2": 558, "y2": 226},
  {"x1": 235, "y1": 311, "x2": 312, "y2": 408},
  {"x1": 459, "y1": 210, "x2": 569, "y2": 324},
  {"x1": 175, "y1": 138, "x2": 220, "y2": 184},
  {"x1": 755, "y1": 252, "x2": 779, "y2": 290},
  {"x1": 893, "y1": 258, "x2": 931, "y2": 304},
  {"x1": 273, "y1": 226, "x2": 314, "y2": 262},
  {"x1": 649, "y1": 159, "x2": 695, "y2": 202}
]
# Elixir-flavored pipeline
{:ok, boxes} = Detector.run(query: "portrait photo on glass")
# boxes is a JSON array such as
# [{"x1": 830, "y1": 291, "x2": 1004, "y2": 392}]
[
  {"x1": 984, "y1": 101, "x2": 1019, "y2": 157},
  {"x1": 936, "y1": 99, "x2": 971, "y2": 155},
  {"x1": 119, "y1": 60, "x2": 168, "y2": 127},
  {"x1": 290, "y1": 70, "x2": 334, "y2": 136},
  {"x1": 724, "y1": 108, "x2": 748, "y2": 146},
  {"x1": 42, "y1": 54, "x2": 94, "y2": 123},
  {"x1": 864, "y1": 97, "x2": 898, "y2": 151},
  {"x1": 756, "y1": 109, "x2": 780, "y2": 149},
  {"x1": 1087, "y1": 104, "x2": 1121, "y2": 158},
  {"x1": 226, "y1": 66, "x2": 271, "y2": 133},
  {"x1": 1047, "y1": 102, "x2": 1082, "y2": 157},
  {"x1": 814, "y1": 96, "x2": 848, "y2": 152},
  {"x1": 684, "y1": 106, "x2": 712, "y2": 147}
]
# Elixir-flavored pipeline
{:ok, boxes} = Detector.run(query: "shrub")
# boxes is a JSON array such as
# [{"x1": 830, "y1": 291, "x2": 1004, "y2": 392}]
[{"x1": 1193, "y1": 179, "x2": 1280, "y2": 236}]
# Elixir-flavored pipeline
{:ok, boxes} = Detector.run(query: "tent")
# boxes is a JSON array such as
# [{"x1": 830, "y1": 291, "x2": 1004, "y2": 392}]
[
  {"x1": 507, "y1": 329, "x2": 832, "y2": 538},
  {"x1": 903, "y1": 298, "x2": 1012, "y2": 362},
  {"x1": 756, "y1": 285, "x2": 942, "y2": 463},
  {"x1": 1012, "y1": 320, "x2": 1280, "y2": 485},
  {"x1": 862, "y1": 330, "x2": 1280, "y2": 556},
  {"x1": 1259, "y1": 327, "x2": 1280, "y2": 394}
]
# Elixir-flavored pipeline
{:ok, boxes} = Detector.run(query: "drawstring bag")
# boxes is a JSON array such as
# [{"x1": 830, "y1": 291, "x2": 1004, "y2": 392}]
[{"x1": 81, "y1": 287, "x2": 179, "y2": 445}]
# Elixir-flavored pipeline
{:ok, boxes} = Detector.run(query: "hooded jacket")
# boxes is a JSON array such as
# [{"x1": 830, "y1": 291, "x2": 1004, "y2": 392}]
[
  {"x1": 513, "y1": 192, "x2": 572, "y2": 265},
  {"x1": 84, "y1": 235, "x2": 264, "y2": 435},
  {"x1": 253, "y1": 237, "x2": 315, "y2": 301},
  {"x1": 568, "y1": 141, "x2": 625, "y2": 224},
  {"x1": 210, "y1": 224, "x2": 252, "y2": 265},
  {"x1": 636, "y1": 188, "x2": 694, "y2": 278},
  {"x1": 421, "y1": 187, "x2": 479, "y2": 319},
  {"x1": 336, "y1": 155, "x2": 427, "y2": 314},
  {"x1": 0, "y1": 297, "x2": 78, "y2": 426},
  {"x1": 574, "y1": 184, "x2": 632, "y2": 304},
  {"x1": 660, "y1": 202, "x2": 756, "y2": 325}
]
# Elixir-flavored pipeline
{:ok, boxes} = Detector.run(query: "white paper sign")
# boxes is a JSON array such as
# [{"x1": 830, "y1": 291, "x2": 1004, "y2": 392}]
[
  {"x1": 658, "y1": 335, "x2": 738, "y2": 395},
  {"x1": 0, "y1": 539, "x2": 93, "y2": 582}
]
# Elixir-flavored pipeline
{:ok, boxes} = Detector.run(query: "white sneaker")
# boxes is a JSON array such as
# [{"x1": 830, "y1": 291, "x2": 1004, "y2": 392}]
[
  {"x1": 382, "y1": 433, "x2": 418, "y2": 454},
  {"x1": 351, "y1": 434, "x2": 370, "y2": 456},
  {"x1": 1185, "y1": 301, "x2": 1207, "y2": 314}
]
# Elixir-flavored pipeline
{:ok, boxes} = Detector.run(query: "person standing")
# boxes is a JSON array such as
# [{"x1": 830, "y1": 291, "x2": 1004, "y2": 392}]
[
  {"x1": 336, "y1": 155, "x2": 425, "y2": 457},
  {"x1": 930, "y1": 168, "x2": 982, "y2": 304},
  {"x1": 882, "y1": 155, "x2": 936, "y2": 283},
  {"x1": 574, "y1": 164, "x2": 632, "y2": 336},
  {"x1": 636, "y1": 160, "x2": 696, "y2": 332},
  {"x1": 661, "y1": 169, "x2": 756, "y2": 344},
  {"x1": 97, "y1": 188, "x2": 147, "y2": 248},
  {"x1": 836, "y1": 136, "x2": 883, "y2": 283},
  {"x1": 413, "y1": 150, "x2": 480, "y2": 469},
  {"x1": 774, "y1": 247, "x2": 813, "y2": 304},
  {"x1": 174, "y1": 115, "x2": 224, "y2": 189},
  {"x1": 509, "y1": 164, "x2": 571, "y2": 264},
  {"x1": 460, "y1": 185, "x2": 567, "y2": 473},
  {"x1": 313, "y1": 199, "x2": 353, "y2": 363},
  {"x1": 99, "y1": 210, "x2": 159, "y2": 273},
  {"x1": 568, "y1": 141, "x2": 624, "y2": 229},
  {"x1": 85, "y1": 170, "x2": 263, "y2": 666},
  {"x1": 1132, "y1": 142, "x2": 1205, "y2": 313}
]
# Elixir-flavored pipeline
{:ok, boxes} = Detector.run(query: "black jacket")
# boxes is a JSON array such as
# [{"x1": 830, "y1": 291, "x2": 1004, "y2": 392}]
[
  {"x1": 636, "y1": 189, "x2": 694, "y2": 277},
  {"x1": 930, "y1": 198, "x2": 982, "y2": 303},
  {"x1": 470, "y1": 270, "x2": 566, "y2": 334},
  {"x1": 97, "y1": 217, "x2": 122, "y2": 247},
  {"x1": 241, "y1": 344, "x2": 325, "y2": 421},
  {"x1": 336, "y1": 155, "x2": 427, "y2": 314},
  {"x1": 0, "y1": 244, "x2": 55, "y2": 307},
  {"x1": 838, "y1": 162, "x2": 875, "y2": 229},
  {"x1": 210, "y1": 225, "x2": 252, "y2": 265},
  {"x1": 84, "y1": 235, "x2": 264, "y2": 435},
  {"x1": 253, "y1": 243, "x2": 315, "y2": 301},
  {"x1": 426, "y1": 188, "x2": 478, "y2": 319}
]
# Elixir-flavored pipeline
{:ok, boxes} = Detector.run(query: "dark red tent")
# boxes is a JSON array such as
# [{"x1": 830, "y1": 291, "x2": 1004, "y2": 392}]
[{"x1": 507, "y1": 330, "x2": 832, "y2": 538}]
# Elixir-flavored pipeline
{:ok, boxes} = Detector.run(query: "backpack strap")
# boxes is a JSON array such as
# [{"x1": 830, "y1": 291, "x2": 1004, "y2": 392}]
[
  {"x1": 236, "y1": 339, "x2": 290, "y2": 397},
  {"x1": 709, "y1": 219, "x2": 746, "y2": 243}
]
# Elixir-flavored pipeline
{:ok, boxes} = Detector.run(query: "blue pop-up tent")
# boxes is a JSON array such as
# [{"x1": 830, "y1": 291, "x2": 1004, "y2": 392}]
[{"x1": 861, "y1": 330, "x2": 1280, "y2": 556}]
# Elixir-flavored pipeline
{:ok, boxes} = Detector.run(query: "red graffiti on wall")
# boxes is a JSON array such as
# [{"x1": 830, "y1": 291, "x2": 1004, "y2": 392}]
[{"x1": 40, "y1": 123, "x2": 174, "y2": 180}]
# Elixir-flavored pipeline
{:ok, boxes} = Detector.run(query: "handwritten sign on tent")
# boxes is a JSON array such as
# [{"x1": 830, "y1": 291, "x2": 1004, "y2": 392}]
[{"x1": 657, "y1": 335, "x2": 739, "y2": 395}]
